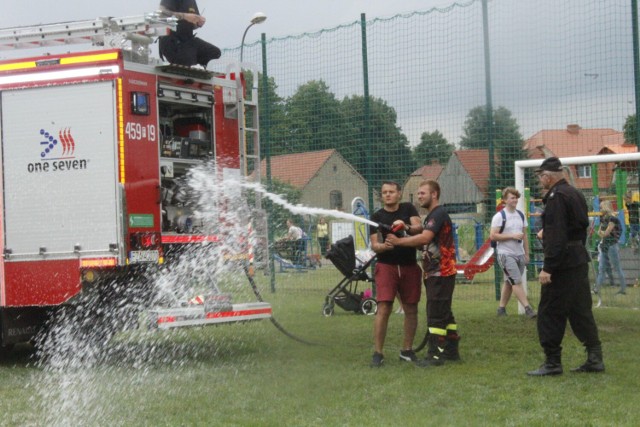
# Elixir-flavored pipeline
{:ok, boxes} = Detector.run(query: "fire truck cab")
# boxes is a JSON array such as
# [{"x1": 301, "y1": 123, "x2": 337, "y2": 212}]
[{"x1": 0, "y1": 13, "x2": 269, "y2": 347}]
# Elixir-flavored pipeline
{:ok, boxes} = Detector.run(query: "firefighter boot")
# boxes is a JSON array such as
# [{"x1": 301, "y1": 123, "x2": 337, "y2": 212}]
[
  {"x1": 415, "y1": 334, "x2": 445, "y2": 367},
  {"x1": 443, "y1": 332, "x2": 461, "y2": 361},
  {"x1": 571, "y1": 345, "x2": 605, "y2": 373},
  {"x1": 527, "y1": 354, "x2": 563, "y2": 376}
]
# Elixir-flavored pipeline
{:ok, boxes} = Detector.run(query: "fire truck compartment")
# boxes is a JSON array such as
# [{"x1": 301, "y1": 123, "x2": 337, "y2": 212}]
[{"x1": 1, "y1": 81, "x2": 122, "y2": 260}]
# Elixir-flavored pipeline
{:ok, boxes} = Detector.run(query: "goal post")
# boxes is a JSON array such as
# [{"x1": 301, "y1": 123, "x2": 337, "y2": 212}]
[{"x1": 514, "y1": 152, "x2": 640, "y2": 313}]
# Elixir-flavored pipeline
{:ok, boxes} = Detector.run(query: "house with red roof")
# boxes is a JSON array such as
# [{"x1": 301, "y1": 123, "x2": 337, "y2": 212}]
[
  {"x1": 402, "y1": 162, "x2": 444, "y2": 212},
  {"x1": 259, "y1": 149, "x2": 369, "y2": 211},
  {"x1": 524, "y1": 124, "x2": 636, "y2": 190},
  {"x1": 438, "y1": 149, "x2": 491, "y2": 214}
]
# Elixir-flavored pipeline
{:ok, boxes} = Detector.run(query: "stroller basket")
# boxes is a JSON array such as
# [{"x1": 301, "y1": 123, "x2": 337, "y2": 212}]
[{"x1": 323, "y1": 235, "x2": 377, "y2": 317}]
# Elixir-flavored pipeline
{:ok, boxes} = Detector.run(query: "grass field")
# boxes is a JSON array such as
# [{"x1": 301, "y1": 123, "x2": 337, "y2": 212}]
[{"x1": 1, "y1": 266, "x2": 639, "y2": 426}]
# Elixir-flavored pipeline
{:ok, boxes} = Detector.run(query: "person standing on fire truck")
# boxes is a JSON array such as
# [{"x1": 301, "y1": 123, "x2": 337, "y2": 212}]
[{"x1": 159, "y1": 0, "x2": 221, "y2": 68}]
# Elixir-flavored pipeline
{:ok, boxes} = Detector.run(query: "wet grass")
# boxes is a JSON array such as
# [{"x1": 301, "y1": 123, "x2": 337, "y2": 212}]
[{"x1": 1, "y1": 269, "x2": 639, "y2": 426}]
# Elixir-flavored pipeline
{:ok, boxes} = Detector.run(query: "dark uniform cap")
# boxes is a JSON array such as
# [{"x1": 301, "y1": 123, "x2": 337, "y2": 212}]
[{"x1": 535, "y1": 156, "x2": 563, "y2": 173}]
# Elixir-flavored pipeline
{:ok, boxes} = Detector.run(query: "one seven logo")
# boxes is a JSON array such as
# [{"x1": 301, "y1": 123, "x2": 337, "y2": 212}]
[{"x1": 40, "y1": 128, "x2": 75, "y2": 158}]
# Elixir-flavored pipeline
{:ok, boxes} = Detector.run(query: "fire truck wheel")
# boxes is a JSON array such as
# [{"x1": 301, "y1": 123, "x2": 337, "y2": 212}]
[
  {"x1": 0, "y1": 343, "x2": 15, "y2": 355},
  {"x1": 360, "y1": 298, "x2": 377, "y2": 316},
  {"x1": 322, "y1": 303, "x2": 334, "y2": 317}
]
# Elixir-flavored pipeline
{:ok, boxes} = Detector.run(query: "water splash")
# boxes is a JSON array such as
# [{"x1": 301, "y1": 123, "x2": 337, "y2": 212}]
[
  {"x1": 30, "y1": 162, "x2": 261, "y2": 425},
  {"x1": 241, "y1": 181, "x2": 378, "y2": 226},
  {"x1": 29, "y1": 160, "x2": 368, "y2": 425}
]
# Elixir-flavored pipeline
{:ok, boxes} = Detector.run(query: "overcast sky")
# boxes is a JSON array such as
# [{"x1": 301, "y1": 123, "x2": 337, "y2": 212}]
[
  {"x1": 2, "y1": 1, "x2": 636, "y2": 147},
  {"x1": 3, "y1": 0, "x2": 454, "y2": 51}
]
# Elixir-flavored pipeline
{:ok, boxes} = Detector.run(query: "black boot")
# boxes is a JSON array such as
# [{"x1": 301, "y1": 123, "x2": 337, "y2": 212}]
[
  {"x1": 443, "y1": 333, "x2": 461, "y2": 361},
  {"x1": 415, "y1": 334, "x2": 445, "y2": 367},
  {"x1": 571, "y1": 346, "x2": 605, "y2": 373},
  {"x1": 527, "y1": 354, "x2": 562, "y2": 376}
]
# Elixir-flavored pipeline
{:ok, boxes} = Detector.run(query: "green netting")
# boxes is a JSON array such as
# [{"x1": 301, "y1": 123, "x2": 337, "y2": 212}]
[{"x1": 217, "y1": 0, "x2": 639, "y2": 309}]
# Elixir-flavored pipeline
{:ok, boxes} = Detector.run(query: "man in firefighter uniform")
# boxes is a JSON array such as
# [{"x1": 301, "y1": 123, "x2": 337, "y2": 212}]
[
  {"x1": 159, "y1": 0, "x2": 222, "y2": 68},
  {"x1": 527, "y1": 157, "x2": 605, "y2": 376}
]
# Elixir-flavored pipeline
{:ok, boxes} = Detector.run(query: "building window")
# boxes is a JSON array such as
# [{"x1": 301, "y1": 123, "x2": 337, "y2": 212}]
[
  {"x1": 577, "y1": 165, "x2": 591, "y2": 178},
  {"x1": 330, "y1": 190, "x2": 343, "y2": 210},
  {"x1": 333, "y1": 164, "x2": 338, "y2": 173}
]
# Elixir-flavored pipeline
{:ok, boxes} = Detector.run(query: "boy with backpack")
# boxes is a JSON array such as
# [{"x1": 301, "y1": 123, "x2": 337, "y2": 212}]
[{"x1": 490, "y1": 187, "x2": 537, "y2": 318}]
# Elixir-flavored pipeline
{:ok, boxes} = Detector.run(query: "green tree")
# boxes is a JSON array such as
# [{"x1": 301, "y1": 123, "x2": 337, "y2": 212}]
[
  {"x1": 413, "y1": 130, "x2": 454, "y2": 166},
  {"x1": 340, "y1": 95, "x2": 416, "y2": 190},
  {"x1": 623, "y1": 114, "x2": 637, "y2": 145},
  {"x1": 244, "y1": 71, "x2": 291, "y2": 158},
  {"x1": 459, "y1": 105, "x2": 526, "y2": 190},
  {"x1": 285, "y1": 80, "x2": 349, "y2": 153}
]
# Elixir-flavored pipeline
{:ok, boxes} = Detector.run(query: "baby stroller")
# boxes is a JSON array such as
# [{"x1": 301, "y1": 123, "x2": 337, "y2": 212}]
[{"x1": 322, "y1": 235, "x2": 377, "y2": 316}]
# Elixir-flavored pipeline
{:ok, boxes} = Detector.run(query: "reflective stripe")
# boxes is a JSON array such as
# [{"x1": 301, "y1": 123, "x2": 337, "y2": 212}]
[
  {"x1": 429, "y1": 327, "x2": 447, "y2": 336},
  {"x1": 446, "y1": 323, "x2": 457, "y2": 331}
]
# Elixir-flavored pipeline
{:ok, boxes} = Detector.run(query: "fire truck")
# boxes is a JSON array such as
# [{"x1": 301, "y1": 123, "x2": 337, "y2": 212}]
[{"x1": 0, "y1": 13, "x2": 271, "y2": 347}]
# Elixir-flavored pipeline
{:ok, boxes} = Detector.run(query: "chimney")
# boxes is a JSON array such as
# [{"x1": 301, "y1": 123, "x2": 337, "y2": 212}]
[{"x1": 567, "y1": 124, "x2": 581, "y2": 134}]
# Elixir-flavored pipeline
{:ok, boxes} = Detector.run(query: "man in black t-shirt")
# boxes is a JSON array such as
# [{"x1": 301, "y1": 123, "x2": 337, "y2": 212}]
[
  {"x1": 159, "y1": 0, "x2": 221, "y2": 68},
  {"x1": 367, "y1": 182, "x2": 422, "y2": 367}
]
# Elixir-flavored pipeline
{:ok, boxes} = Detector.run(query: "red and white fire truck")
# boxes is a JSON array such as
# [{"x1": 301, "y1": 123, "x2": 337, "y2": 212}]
[{"x1": 0, "y1": 13, "x2": 271, "y2": 347}]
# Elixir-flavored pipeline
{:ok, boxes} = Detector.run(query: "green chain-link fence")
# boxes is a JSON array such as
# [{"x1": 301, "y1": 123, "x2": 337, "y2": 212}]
[{"x1": 217, "y1": 0, "x2": 640, "y2": 310}]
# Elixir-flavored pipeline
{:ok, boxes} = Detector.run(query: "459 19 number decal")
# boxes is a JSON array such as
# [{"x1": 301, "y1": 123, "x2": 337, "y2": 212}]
[{"x1": 125, "y1": 122, "x2": 156, "y2": 142}]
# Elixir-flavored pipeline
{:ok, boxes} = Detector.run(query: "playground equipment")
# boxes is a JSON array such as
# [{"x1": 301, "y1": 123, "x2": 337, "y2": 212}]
[
  {"x1": 516, "y1": 153, "x2": 640, "y2": 301},
  {"x1": 453, "y1": 220, "x2": 494, "y2": 281}
]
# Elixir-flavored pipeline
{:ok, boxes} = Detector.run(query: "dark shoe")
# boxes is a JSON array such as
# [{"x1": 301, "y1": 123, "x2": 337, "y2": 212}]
[
  {"x1": 571, "y1": 347, "x2": 605, "y2": 373},
  {"x1": 443, "y1": 334, "x2": 461, "y2": 361},
  {"x1": 399, "y1": 349, "x2": 417, "y2": 362},
  {"x1": 571, "y1": 361, "x2": 605, "y2": 373},
  {"x1": 615, "y1": 291, "x2": 626, "y2": 295},
  {"x1": 525, "y1": 306, "x2": 537, "y2": 319},
  {"x1": 370, "y1": 352, "x2": 384, "y2": 368},
  {"x1": 414, "y1": 355, "x2": 445, "y2": 368},
  {"x1": 527, "y1": 363, "x2": 563, "y2": 376},
  {"x1": 415, "y1": 334, "x2": 446, "y2": 367},
  {"x1": 497, "y1": 307, "x2": 507, "y2": 316}
]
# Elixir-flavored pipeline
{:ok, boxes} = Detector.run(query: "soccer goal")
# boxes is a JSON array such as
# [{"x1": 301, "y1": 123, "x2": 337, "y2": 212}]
[{"x1": 515, "y1": 152, "x2": 640, "y2": 310}]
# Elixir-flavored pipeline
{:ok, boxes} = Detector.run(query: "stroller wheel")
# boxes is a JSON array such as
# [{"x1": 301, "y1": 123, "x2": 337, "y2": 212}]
[
  {"x1": 360, "y1": 298, "x2": 377, "y2": 315},
  {"x1": 322, "y1": 303, "x2": 334, "y2": 317}
]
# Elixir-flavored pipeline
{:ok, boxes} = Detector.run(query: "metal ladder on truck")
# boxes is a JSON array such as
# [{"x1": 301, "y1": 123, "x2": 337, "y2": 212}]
[
  {"x1": 0, "y1": 12, "x2": 176, "y2": 63},
  {"x1": 224, "y1": 60, "x2": 269, "y2": 270}
]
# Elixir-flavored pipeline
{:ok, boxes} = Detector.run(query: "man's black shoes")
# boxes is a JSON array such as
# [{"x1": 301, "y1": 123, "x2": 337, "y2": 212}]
[
  {"x1": 527, "y1": 363, "x2": 563, "y2": 376},
  {"x1": 370, "y1": 352, "x2": 384, "y2": 368}
]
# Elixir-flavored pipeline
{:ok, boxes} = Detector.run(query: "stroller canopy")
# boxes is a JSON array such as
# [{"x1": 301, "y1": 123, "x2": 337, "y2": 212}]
[{"x1": 326, "y1": 235, "x2": 371, "y2": 280}]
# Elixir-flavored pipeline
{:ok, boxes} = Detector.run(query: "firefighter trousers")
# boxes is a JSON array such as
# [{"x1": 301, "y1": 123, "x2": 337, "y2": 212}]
[{"x1": 537, "y1": 263, "x2": 601, "y2": 360}]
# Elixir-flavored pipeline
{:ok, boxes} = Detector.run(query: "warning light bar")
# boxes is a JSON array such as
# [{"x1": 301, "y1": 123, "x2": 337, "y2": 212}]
[
  {"x1": 80, "y1": 257, "x2": 118, "y2": 268},
  {"x1": 0, "y1": 64, "x2": 120, "y2": 86}
]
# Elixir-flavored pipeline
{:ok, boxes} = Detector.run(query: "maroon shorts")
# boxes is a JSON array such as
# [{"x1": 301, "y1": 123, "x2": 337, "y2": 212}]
[{"x1": 374, "y1": 263, "x2": 422, "y2": 304}]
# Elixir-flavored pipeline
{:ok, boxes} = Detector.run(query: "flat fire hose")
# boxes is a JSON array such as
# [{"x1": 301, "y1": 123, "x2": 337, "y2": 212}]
[{"x1": 243, "y1": 264, "x2": 320, "y2": 346}]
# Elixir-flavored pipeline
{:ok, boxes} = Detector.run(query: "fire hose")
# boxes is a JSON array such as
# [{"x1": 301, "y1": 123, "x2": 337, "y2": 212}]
[{"x1": 241, "y1": 221, "x2": 431, "y2": 350}]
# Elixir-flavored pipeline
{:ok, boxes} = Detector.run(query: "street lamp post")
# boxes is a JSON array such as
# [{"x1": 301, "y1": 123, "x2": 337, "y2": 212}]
[{"x1": 240, "y1": 12, "x2": 267, "y2": 62}]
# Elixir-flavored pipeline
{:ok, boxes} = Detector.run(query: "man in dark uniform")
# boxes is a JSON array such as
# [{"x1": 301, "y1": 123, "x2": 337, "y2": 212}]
[
  {"x1": 527, "y1": 157, "x2": 605, "y2": 376},
  {"x1": 387, "y1": 180, "x2": 460, "y2": 367},
  {"x1": 159, "y1": 0, "x2": 221, "y2": 68}
]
